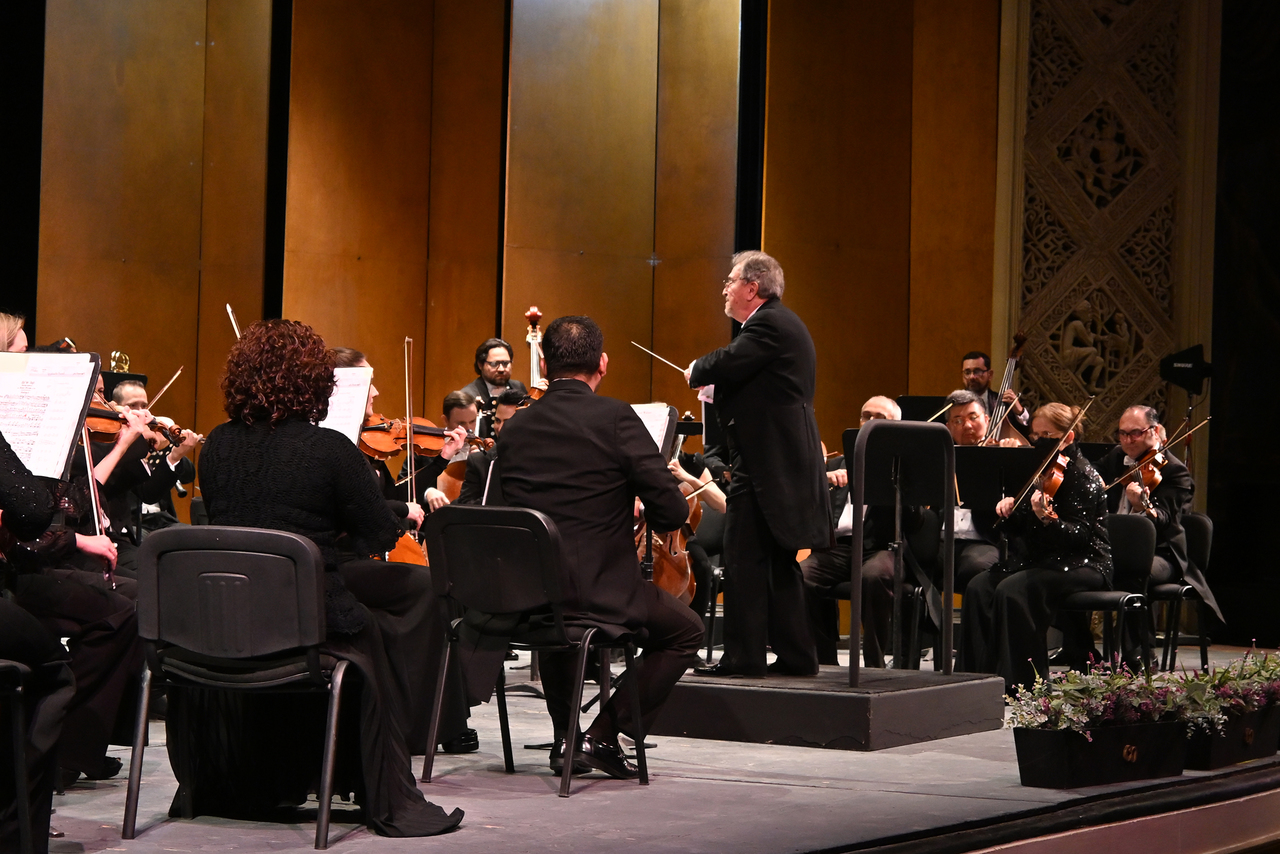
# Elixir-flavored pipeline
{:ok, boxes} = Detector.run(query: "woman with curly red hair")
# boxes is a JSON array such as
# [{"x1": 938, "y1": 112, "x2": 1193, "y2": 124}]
[{"x1": 186, "y1": 319, "x2": 464, "y2": 837}]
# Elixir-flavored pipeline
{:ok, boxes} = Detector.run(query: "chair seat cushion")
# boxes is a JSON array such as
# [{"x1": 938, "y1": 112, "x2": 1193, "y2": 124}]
[
  {"x1": 1148, "y1": 583, "x2": 1196, "y2": 600},
  {"x1": 1059, "y1": 590, "x2": 1143, "y2": 610},
  {"x1": 159, "y1": 647, "x2": 339, "y2": 690}
]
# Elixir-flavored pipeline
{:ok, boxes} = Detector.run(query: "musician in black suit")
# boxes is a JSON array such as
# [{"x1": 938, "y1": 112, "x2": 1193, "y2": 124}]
[
  {"x1": 685, "y1": 251, "x2": 830, "y2": 677},
  {"x1": 463, "y1": 338, "x2": 529, "y2": 439},
  {"x1": 455, "y1": 387, "x2": 523, "y2": 506},
  {"x1": 499, "y1": 315, "x2": 702, "y2": 779},
  {"x1": 962, "y1": 351, "x2": 1029, "y2": 433}
]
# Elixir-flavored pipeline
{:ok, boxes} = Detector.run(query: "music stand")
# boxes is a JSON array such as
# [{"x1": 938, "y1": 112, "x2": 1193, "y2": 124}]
[
  {"x1": 844, "y1": 421, "x2": 954, "y2": 688},
  {"x1": 896, "y1": 395, "x2": 951, "y2": 423},
  {"x1": 953, "y1": 447, "x2": 1042, "y2": 516}
]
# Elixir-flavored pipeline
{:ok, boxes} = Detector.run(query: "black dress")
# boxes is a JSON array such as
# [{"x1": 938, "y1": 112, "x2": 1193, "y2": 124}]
[
  {"x1": 189, "y1": 418, "x2": 462, "y2": 837},
  {"x1": 957, "y1": 442, "x2": 1112, "y2": 690},
  {"x1": 0, "y1": 431, "x2": 75, "y2": 853}
]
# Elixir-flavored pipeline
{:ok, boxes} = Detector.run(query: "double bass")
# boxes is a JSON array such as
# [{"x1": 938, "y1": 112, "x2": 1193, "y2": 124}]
[{"x1": 983, "y1": 332, "x2": 1030, "y2": 447}]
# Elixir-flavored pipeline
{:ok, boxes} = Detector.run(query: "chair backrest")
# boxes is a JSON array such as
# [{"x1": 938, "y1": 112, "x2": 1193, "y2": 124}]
[
  {"x1": 1182, "y1": 512, "x2": 1213, "y2": 577},
  {"x1": 1105, "y1": 513, "x2": 1156, "y2": 580},
  {"x1": 135, "y1": 526, "x2": 326, "y2": 658},
  {"x1": 422, "y1": 505, "x2": 565, "y2": 621}
]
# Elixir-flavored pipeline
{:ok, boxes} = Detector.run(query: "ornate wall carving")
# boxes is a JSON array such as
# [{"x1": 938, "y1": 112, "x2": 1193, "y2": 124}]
[{"x1": 1014, "y1": 0, "x2": 1182, "y2": 438}]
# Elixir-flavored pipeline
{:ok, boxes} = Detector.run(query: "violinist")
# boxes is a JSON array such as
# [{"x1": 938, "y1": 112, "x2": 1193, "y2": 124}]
[
  {"x1": 1094, "y1": 406, "x2": 1221, "y2": 622},
  {"x1": 946, "y1": 390, "x2": 991, "y2": 446},
  {"x1": 193, "y1": 320, "x2": 464, "y2": 837},
  {"x1": 463, "y1": 337, "x2": 529, "y2": 439},
  {"x1": 399, "y1": 390, "x2": 477, "y2": 511},
  {"x1": 957, "y1": 403, "x2": 1112, "y2": 691},
  {"x1": 800, "y1": 396, "x2": 919, "y2": 667},
  {"x1": 0, "y1": 311, "x2": 28, "y2": 352},
  {"x1": 497, "y1": 315, "x2": 702, "y2": 779},
  {"x1": 668, "y1": 439, "x2": 727, "y2": 619},
  {"x1": 109, "y1": 379, "x2": 202, "y2": 539},
  {"x1": 455, "y1": 387, "x2": 524, "y2": 506},
  {"x1": 962, "y1": 351, "x2": 1028, "y2": 431}
]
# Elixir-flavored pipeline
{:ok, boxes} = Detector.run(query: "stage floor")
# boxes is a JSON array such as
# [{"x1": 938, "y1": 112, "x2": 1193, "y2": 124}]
[{"x1": 50, "y1": 648, "x2": 1280, "y2": 854}]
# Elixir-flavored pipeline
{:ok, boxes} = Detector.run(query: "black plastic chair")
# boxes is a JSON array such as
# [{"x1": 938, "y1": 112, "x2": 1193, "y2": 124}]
[
  {"x1": 418, "y1": 505, "x2": 647, "y2": 798},
  {"x1": 1151, "y1": 512, "x2": 1213, "y2": 671},
  {"x1": 1, "y1": 659, "x2": 34, "y2": 854},
  {"x1": 122, "y1": 527, "x2": 349, "y2": 850},
  {"x1": 1058, "y1": 514, "x2": 1155, "y2": 673}
]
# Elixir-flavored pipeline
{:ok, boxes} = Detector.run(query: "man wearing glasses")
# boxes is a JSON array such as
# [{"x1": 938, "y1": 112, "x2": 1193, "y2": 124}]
[
  {"x1": 464, "y1": 338, "x2": 529, "y2": 438},
  {"x1": 1092, "y1": 406, "x2": 1221, "y2": 622},
  {"x1": 684, "y1": 251, "x2": 829, "y2": 677},
  {"x1": 961, "y1": 351, "x2": 1029, "y2": 432}
]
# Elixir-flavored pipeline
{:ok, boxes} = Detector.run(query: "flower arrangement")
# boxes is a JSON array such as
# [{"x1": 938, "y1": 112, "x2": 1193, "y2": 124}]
[
  {"x1": 1006, "y1": 664, "x2": 1181, "y2": 738},
  {"x1": 1173, "y1": 650, "x2": 1280, "y2": 736}
]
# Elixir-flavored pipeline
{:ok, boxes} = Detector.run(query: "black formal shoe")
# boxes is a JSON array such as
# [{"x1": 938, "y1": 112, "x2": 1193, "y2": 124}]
[
  {"x1": 577, "y1": 735, "x2": 639, "y2": 780},
  {"x1": 549, "y1": 739, "x2": 592, "y2": 776},
  {"x1": 438, "y1": 727, "x2": 479, "y2": 755},
  {"x1": 693, "y1": 661, "x2": 764, "y2": 678},
  {"x1": 766, "y1": 660, "x2": 819, "y2": 677}
]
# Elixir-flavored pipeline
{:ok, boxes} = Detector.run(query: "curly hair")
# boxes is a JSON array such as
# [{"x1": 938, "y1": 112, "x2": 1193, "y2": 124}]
[{"x1": 222, "y1": 319, "x2": 336, "y2": 425}]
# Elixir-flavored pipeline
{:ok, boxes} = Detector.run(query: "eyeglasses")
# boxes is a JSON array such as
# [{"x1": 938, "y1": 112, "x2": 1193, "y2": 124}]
[
  {"x1": 722, "y1": 276, "x2": 755, "y2": 287},
  {"x1": 948, "y1": 413, "x2": 984, "y2": 426},
  {"x1": 1117, "y1": 426, "x2": 1154, "y2": 441},
  {"x1": 961, "y1": 368, "x2": 991, "y2": 377},
  {"x1": 485, "y1": 360, "x2": 512, "y2": 369}
]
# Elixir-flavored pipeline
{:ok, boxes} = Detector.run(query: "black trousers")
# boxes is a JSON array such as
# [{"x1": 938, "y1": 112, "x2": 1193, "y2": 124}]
[
  {"x1": 540, "y1": 583, "x2": 703, "y2": 742},
  {"x1": 952, "y1": 540, "x2": 999, "y2": 594},
  {"x1": 957, "y1": 565, "x2": 1107, "y2": 691},
  {"x1": 719, "y1": 472, "x2": 818, "y2": 674},
  {"x1": 800, "y1": 541, "x2": 895, "y2": 667},
  {"x1": 14, "y1": 568, "x2": 143, "y2": 773},
  {"x1": 0, "y1": 600, "x2": 75, "y2": 854}
]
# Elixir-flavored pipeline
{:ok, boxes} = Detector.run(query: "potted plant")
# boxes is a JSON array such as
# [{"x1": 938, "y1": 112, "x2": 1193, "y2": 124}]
[
  {"x1": 1177, "y1": 651, "x2": 1280, "y2": 770},
  {"x1": 1007, "y1": 664, "x2": 1187, "y2": 788}
]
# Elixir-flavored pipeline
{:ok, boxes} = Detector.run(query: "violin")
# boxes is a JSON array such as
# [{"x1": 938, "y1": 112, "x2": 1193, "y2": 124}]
[
  {"x1": 359, "y1": 413, "x2": 405, "y2": 460},
  {"x1": 404, "y1": 417, "x2": 493, "y2": 455},
  {"x1": 1035, "y1": 451, "x2": 1071, "y2": 521},
  {"x1": 1114, "y1": 447, "x2": 1167, "y2": 517},
  {"x1": 85, "y1": 392, "x2": 189, "y2": 447}
]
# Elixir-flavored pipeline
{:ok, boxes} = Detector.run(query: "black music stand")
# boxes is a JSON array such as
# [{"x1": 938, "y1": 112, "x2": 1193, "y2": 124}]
[
  {"x1": 953, "y1": 447, "x2": 1042, "y2": 516},
  {"x1": 844, "y1": 421, "x2": 954, "y2": 688},
  {"x1": 896, "y1": 395, "x2": 951, "y2": 423}
]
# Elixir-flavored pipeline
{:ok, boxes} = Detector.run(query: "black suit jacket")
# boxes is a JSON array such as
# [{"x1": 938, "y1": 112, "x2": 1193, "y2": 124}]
[
  {"x1": 688, "y1": 299, "x2": 830, "y2": 551},
  {"x1": 497, "y1": 379, "x2": 688, "y2": 631},
  {"x1": 456, "y1": 447, "x2": 501, "y2": 506},
  {"x1": 463, "y1": 376, "x2": 529, "y2": 439}
]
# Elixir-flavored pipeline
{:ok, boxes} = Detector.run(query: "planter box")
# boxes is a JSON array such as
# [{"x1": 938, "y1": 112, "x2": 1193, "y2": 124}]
[
  {"x1": 1186, "y1": 706, "x2": 1280, "y2": 770},
  {"x1": 1014, "y1": 721, "x2": 1186, "y2": 788}
]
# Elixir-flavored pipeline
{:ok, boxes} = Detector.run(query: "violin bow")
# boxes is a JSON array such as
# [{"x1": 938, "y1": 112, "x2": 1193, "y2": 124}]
[
  {"x1": 1008, "y1": 396, "x2": 1096, "y2": 514},
  {"x1": 146, "y1": 366, "x2": 183, "y2": 410},
  {"x1": 226, "y1": 304, "x2": 241, "y2": 339},
  {"x1": 1103, "y1": 416, "x2": 1211, "y2": 492},
  {"x1": 404, "y1": 337, "x2": 416, "y2": 514},
  {"x1": 926, "y1": 401, "x2": 953, "y2": 423},
  {"x1": 80, "y1": 426, "x2": 115, "y2": 589}
]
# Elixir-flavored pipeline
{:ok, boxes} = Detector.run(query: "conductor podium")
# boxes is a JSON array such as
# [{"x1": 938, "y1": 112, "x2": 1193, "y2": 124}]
[{"x1": 652, "y1": 421, "x2": 1006, "y2": 751}]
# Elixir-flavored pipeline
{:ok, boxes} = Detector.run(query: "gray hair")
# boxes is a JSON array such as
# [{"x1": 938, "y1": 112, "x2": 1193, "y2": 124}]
[
  {"x1": 732, "y1": 250, "x2": 785, "y2": 299},
  {"x1": 863, "y1": 395, "x2": 902, "y2": 420},
  {"x1": 946, "y1": 389, "x2": 986, "y2": 415}
]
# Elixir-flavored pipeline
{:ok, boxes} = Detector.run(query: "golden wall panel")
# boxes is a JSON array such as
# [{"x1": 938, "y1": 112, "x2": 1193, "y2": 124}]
[
  {"x1": 908, "y1": 0, "x2": 1001, "y2": 396},
  {"x1": 283, "y1": 0, "x2": 434, "y2": 421},
  {"x1": 762, "y1": 1, "x2": 914, "y2": 446},
  {"x1": 503, "y1": 0, "x2": 659, "y2": 405},
  {"x1": 424, "y1": 2, "x2": 509, "y2": 409},
  {"x1": 38, "y1": 0, "x2": 207, "y2": 430},
  {"x1": 195, "y1": 0, "x2": 272, "y2": 436},
  {"x1": 650, "y1": 0, "x2": 740, "y2": 414}
]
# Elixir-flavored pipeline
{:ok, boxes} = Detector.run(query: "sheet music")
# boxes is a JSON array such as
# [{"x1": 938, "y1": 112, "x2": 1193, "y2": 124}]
[
  {"x1": 632, "y1": 403, "x2": 675, "y2": 456},
  {"x1": 0, "y1": 352, "x2": 98, "y2": 479},
  {"x1": 318, "y1": 366, "x2": 373, "y2": 444}
]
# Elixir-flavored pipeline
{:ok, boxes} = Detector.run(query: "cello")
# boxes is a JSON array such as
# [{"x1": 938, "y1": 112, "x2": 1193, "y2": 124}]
[{"x1": 982, "y1": 332, "x2": 1030, "y2": 447}]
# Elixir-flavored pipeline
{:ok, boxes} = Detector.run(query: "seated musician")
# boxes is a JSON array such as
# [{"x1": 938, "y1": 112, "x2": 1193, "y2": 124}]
[
  {"x1": 800, "y1": 396, "x2": 919, "y2": 668},
  {"x1": 957, "y1": 403, "x2": 1111, "y2": 691},
  {"x1": 195, "y1": 319, "x2": 464, "y2": 836},
  {"x1": 497, "y1": 315, "x2": 703, "y2": 779},
  {"x1": 962, "y1": 351, "x2": 1028, "y2": 430},
  {"x1": 944, "y1": 390, "x2": 1002, "y2": 592},
  {"x1": 463, "y1": 337, "x2": 528, "y2": 439},
  {"x1": 110, "y1": 379, "x2": 202, "y2": 540},
  {"x1": 400, "y1": 390, "x2": 479, "y2": 511},
  {"x1": 668, "y1": 452, "x2": 726, "y2": 620},
  {"x1": 456, "y1": 387, "x2": 523, "y2": 506},
  {"x1": 1089, "y1": 406, "x2": 1220, "y2": 650}
]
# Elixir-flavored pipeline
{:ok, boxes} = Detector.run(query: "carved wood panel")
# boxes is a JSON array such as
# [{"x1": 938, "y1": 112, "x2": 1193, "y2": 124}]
[{"x1": 1015, "y1": 0, "x2": 1181, "y2": 438}]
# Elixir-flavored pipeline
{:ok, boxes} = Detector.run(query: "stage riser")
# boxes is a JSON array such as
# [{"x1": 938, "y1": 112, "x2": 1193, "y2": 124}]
[{"x1": 652, "y1": 667, "x2": 1007, "y2": 750}]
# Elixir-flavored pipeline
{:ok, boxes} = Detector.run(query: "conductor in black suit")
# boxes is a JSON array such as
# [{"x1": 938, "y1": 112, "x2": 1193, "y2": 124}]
[
  {"x1": 685, "y1": 251, "x2": 830, "y2": 677},
  {"x1": 499, "y1": 315, "x2": 703, "y2": 779}
]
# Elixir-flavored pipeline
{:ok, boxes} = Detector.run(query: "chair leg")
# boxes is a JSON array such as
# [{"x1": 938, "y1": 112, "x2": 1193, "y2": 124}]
[
  {"x1": 495, "y1": 668, "x2": 514, "y2": 774},
  {"x1": 1198, "y1": 599, "x2": 1210, "y2": 671},
  {"x1": 1112, "y1": 609, "x2": 1124, "y2": 671},
  {"x1": 1099, "y1": 611, "x2": 1112, "y2": 664},
  {"x1": 598, "y1": 648, "x2": 610, "y2": 713},
  {"x1": 905, "y1": 589, "x2": 924, "y2": 671},
  {"x1": 1166, "y1": 597, "x2": 1183, "y2": 672},
  {"x1": 8, "y1": 682, "x2": 32, "y2": 854},
  {"x1": 624, "y1": 645, "x2": 648, "y2": 786},
  {"x1": 559, "y1": 629, "x2": 596, "y2": 799},
  {"x1": 1137, "y1": 607, "x2": 1151, "y2": 677},
  {"x1": 122, "y1": 666, "x2": 153, "y2": 840},
  {"x1": 705, "y1": 570, "x2": 721, "y2": 664},
  {"x1": 420, "y1": 639, "x2": 454, "y2": 783},
  {"x1": 315, "y1": 660, "x2": 347, "y2": 851}
]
